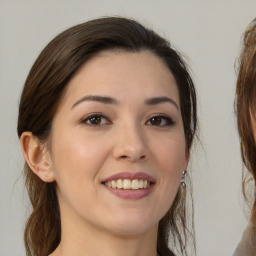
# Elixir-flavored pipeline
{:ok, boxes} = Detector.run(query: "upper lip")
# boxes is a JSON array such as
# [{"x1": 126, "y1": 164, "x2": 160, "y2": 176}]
[{"x1": 102, "y1": 172, "x2": 156, "y2": 183}]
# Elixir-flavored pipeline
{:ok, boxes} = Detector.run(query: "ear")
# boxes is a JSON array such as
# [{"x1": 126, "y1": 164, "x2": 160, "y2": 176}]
[{"x1": 20, "y1": 131, "x2": 56, "y2": 183}]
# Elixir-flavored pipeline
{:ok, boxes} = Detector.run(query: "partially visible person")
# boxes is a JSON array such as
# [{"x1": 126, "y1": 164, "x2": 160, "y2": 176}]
[{"x1": 234, "y1": 18, "x2": 256, "y2": 256}]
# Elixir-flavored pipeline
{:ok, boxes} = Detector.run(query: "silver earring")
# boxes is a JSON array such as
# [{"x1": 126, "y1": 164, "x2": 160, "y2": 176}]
[{"x1": 181, "y1": 170, "x2": 186, "y2": 187}]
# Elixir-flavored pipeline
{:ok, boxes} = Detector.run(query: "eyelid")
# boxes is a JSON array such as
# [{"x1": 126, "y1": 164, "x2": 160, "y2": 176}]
[
  {"x1": 80, "y1": 112, "x2": 111, "y2": 126},
  {"x1": 146, "y1": 113, "x2": 175, "y2": 126}
]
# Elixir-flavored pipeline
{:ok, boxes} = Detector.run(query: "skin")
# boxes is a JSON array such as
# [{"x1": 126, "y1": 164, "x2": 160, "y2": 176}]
[{"x1": 21, "y1": 50, "x2": 188, "y2": 256}]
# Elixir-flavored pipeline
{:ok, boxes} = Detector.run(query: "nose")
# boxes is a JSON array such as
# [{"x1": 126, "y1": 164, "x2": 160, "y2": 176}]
[{"x1": 112, "y1": 124, "x2": 148, "y2": 162}]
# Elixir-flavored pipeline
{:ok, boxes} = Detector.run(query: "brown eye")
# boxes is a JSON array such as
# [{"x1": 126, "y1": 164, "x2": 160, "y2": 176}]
[
  {"x1": 82, "y1": 114, "x2": 110, "y2": 126},
  {"x1": 149, "y1": 117, "x2": 162, "y2": 126},
  {"x1": 88, "y1": 116, "x2": 102, "y2": 125},
  {"x1": 146, "y1": 115, "x2": 174, "y2": 127}
]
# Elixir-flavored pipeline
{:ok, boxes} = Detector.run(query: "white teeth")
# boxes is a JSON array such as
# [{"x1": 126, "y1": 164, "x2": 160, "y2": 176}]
[
  {"x1": 104, "y1": 179, "x2": 151, "y2": 189},
  {"x1": 116, "y1": 179, "x2": 123, "y2": 189},
  {"x1": 132, "y1": 179, "x2": 139, "y2": 189},
  {"x1": 139, "y1": 179, "x2": 144, "y2": 189},
  {"x1": 123, "y1": 179, "x2": 132, "y2": 189},
  {"x1": 111, "y1": 180, "x2": 117, "y2": 188}
]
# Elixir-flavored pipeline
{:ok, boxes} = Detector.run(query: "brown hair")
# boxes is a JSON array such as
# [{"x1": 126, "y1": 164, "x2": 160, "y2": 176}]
[
  {"x1": 17, "y1": 17, "x2": 197, "y2": 256},
  {"x1": 235, "y1": 18, "x2": 256, "y2": 225}
]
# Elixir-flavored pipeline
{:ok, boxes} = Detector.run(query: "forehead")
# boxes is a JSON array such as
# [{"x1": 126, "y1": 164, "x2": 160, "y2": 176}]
[{"x1": 61, "y1": 50, "x2": 179, "y2": 107}]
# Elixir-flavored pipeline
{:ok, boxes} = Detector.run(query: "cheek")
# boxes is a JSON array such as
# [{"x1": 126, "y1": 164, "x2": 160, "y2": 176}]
[
  {"x1": 50, "y1": 131, "x2": 111, "y2": 192},
  {"x1": 152, "y1": 133, "x2": 186, "y2": 206},
  {"x1": 154, "y1": 132, "x2": 186, "y2": 173},
  {"x1": 49, "y1": 132, "x2": 113, "y2": 215}
]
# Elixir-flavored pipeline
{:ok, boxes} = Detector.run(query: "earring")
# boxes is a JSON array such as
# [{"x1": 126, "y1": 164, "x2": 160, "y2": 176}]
[{"x1": 181, "y1": 170, "x2": 186, "y2": 187}]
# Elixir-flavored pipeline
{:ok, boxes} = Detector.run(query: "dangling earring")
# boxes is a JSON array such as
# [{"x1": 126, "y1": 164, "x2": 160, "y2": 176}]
[{"x1": 181, "y1": 170, "x2": 186, "y2": 187}]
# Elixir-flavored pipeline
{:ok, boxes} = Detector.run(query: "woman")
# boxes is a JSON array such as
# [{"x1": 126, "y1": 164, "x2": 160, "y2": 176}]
[
  {"x1": 234, "y1": 18, "x2": 256, "y2": 256},
  {"x1": 17, "y1": 17, "x2": 197, "y2": 256}
]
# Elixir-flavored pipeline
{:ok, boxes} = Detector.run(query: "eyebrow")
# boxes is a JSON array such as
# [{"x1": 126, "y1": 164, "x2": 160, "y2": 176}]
[
  {"x1": 71, "y1": 95, "x2": 179, "y2": 110},
  {"x1": 145, "y1": 97, "x2": 179, "y2": 109},
  {"x1": 71, "y1": 95, "x2": 119, "y2": 109}
]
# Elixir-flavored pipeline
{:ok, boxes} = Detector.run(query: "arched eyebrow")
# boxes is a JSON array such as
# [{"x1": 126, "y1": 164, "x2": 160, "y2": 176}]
[
  {"x1": 71, "y1": 95, "x2": 119, "y2": 109},
  {"x1": 71, "y1": 95, "x2": 178, "y2": 110},
  {"x1": 145, "y1": 97, "x2": 179, "y2": 110}
]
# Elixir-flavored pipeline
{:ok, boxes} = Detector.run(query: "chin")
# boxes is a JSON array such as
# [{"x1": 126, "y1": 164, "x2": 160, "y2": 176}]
[
  {"x1": 101, "y1": 213, "x2": 159, "y2": 236},
  {"x1": 109, "y1": 224, "x2": 156, "y2": 237}
]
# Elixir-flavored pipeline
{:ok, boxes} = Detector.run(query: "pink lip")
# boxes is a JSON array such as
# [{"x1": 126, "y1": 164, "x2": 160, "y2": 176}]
[
  {"x1": 102, "y1": 172, "x2": 156, "y2": 183},
  {"x1": 104, "y1": 185, "x2": 154, "y2": 200},
  {"x1": 102, "y1": 172, "x2": 156, "y2": 200}
]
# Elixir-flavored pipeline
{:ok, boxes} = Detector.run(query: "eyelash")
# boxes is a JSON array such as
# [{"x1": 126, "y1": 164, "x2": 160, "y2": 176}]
[
  {"x1": 146, "y1": 114, "x2": 174, "y2": 127},
  {"x1": 81, "y1": 113, "x2": 111, "y2": 126},
  {"x1": 81, "y1": 113, "x2": 174, "y2": 127}
]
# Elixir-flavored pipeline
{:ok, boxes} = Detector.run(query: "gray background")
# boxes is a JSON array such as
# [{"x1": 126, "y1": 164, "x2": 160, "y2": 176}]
[{"x1": 1, "y1": 1, "x2": 256, "y2": 255}]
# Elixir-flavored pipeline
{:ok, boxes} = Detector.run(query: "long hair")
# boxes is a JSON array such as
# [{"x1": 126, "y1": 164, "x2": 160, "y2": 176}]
[
  {"x1": 235, "y1": 18, "x2": 256, "y2": 227},
  {"x1": 17, "y1": 17, "x2": 198, "y2": 256}
]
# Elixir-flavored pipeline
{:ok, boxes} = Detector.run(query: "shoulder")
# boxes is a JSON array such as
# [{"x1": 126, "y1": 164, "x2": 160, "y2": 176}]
[{"x1": 233, "y1": 224, "x2": 256, "y2": 256}]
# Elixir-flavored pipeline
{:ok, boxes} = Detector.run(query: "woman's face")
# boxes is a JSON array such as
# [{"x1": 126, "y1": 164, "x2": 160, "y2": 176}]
[{"x1": 48, "y1": 50, "x2": 188, "y2": 236}]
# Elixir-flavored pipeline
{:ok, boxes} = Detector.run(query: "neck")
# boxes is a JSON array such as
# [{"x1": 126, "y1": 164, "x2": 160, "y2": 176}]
[
  {"x1": 53, "y1": 227, "x2": 158, "y2": 256},
  {"x1": 50, "y1": 207, "x2": 158, "y2": 256}
]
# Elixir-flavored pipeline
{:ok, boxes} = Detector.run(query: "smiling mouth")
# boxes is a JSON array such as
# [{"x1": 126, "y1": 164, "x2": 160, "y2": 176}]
[
  {"x1": 101, "y1": 172, "x2": 155, "y2": 199},
  {"x1": 104, "y1": 179, "x2": 151, "y2": 190}
]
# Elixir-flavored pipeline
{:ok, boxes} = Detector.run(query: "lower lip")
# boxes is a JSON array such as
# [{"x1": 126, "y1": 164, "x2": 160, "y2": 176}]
[{"x1": 104, "y1": 185, "x2": 154, "y2": 200}]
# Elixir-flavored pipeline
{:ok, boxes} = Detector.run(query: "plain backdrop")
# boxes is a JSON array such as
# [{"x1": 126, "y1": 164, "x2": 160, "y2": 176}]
[{"x1": 1, "y1": 1, "x2": 256, "y2": 255}]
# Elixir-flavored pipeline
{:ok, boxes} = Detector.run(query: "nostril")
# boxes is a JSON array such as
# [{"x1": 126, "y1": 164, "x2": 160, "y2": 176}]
[{"x1": 112, "y1": 144, "x2": 147, "y2": 162}]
